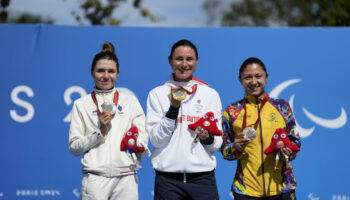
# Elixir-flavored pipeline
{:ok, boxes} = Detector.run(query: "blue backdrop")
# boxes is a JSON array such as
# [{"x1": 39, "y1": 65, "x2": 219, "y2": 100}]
[{"x1": 1, "y1": 24, "x2": 349, "y2": 200}]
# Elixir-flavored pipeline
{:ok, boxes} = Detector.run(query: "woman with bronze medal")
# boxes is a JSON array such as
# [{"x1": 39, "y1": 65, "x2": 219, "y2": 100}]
[
  {"x1": 146, "y1": 39, "x2": 223, "y2": 200},
  {"x1": 221, "y1": 57, "x2": 301, "y2": 200},
  {"x1": 68, "y1": 42, "x2": 150, "y2": 200}
]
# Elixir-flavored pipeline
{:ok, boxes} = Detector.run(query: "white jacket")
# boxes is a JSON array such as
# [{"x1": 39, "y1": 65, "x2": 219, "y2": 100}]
[
  {"x1": 146, "y1": 76, "x2": 223, "y2": 173},
  {"x1": 69, "y1": 88, "x2": 150, "y2": 177}
]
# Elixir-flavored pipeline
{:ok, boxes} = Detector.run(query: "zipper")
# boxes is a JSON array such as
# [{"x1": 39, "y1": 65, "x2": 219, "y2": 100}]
[
  {"x1": 256, "y1": 97, "x2": 266, "y2": 197},
  {"x1": 109, "y1": 128, "x2": 112, "y2": 176}
]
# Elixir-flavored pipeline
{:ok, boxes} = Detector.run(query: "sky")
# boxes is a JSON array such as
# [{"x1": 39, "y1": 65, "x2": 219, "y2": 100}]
[{"x1": 8, "y1": 0, "x2": 217, "y2": 27}]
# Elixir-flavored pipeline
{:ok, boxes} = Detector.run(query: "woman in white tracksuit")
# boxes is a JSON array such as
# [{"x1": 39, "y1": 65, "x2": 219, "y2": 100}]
[
  {"x1": 146, "y1": 39, "x2": 223, "y2": 200},
  {"x1": 68, "y1": 42, "x2": 150, "y2": 200}
]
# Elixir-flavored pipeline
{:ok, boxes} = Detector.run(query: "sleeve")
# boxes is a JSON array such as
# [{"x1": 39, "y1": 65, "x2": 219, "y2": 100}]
[
  {"x1": 130, "y1": 96, "x2": 151, "y2": 159},
  {"x1": 68, "y1": 101, "x2": 105, "y2": 156},
  {"x1": 221, "y1": 108, "x2": 243, "y2": 160},
  {"x1": 146, "y1": 89, "x2": 176, "y2": 149},
  {"x1": 283, "y1": 100, "x2": 301, "y2": 161},
  {"x1": 201, "y1": 90, "x2": 223, "y2": 153}
]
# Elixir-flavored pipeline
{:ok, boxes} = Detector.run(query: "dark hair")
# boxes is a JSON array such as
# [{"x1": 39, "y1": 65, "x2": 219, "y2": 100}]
[
  {"x1": 239, "y1": 57, "x2": 268, "y2": 77},
  {"x1": 91, "y1": 42, "x2": 119, "y2": 73},
  {"x1": 169, "y1": 39, "x2": 198, "y2": 60}
]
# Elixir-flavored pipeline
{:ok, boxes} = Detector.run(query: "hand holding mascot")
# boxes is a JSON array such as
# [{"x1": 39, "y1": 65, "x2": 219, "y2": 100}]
[
  {"x1": 188, "y1": 112, "x2": 222, "y2": 143},
  {"x1": 264, "y1": 128, "x2": 300, "y2": 171}
]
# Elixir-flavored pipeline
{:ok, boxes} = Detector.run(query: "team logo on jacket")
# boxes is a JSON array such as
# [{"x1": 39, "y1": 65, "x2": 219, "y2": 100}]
[
  {"x1": 118, "y1": 105, "x2": 124, "y2": 115},
  {"x1": 195, "y1": 99, "x2": 203, "y2": 113},
  {"x1": 268, "y1": 113, "x2": 278, "y2": 123}
]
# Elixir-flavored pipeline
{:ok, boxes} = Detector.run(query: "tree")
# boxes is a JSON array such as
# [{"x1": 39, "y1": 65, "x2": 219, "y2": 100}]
[
  {"x1": 203, "y1": 0, "x2": 350, "y2": 26},
  {"x1": 8, "y1": 13, "x2": 54, "y2": 24},
  {"x1": 1, "y1": 0, "x2": 54, "y2": 24},
  {"x1": 1, "y1": 0, "x2": 157, "y2": 26},
  {"x1": 72, "y1": 0, "x2": 158, "y2": 25},
  {"x1": 0, "y1": 0, "x2": 10, "y2": 23}
]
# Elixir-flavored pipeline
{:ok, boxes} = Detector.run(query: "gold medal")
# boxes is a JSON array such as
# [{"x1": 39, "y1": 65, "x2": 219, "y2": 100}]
[{"x1": 172, "y1": 88, "x2": 187, "y2": 101}]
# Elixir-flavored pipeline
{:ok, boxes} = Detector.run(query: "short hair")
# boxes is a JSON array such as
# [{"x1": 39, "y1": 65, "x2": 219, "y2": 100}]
[
  {"x1": 91, "y1": 42, "x2": 119, "y2": 73},
  {"x1": 169, "y1": 39, "x2": 198, "y2": 60}
]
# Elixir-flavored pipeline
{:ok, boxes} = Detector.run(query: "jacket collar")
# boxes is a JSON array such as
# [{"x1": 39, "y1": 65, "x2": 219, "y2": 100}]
[
  {"x1": 165, "y1": 74, "x2": 208, "y2": 92},
  {"x1": 245, "y1": 92, "x2": 268, "y2": 103},
  {"x1": 93, "y1": 86, "x2": 115, "y2": 94}
]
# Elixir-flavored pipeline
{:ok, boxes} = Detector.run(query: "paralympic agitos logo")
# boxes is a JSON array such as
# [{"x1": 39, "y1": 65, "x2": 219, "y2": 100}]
[{"x1": 269, "y1": 79, "x2": 347, "y2": 138}]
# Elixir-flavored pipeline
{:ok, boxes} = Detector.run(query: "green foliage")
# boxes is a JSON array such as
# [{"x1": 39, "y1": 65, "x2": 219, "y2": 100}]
[
  {"x1": 204, "y1": 0, "x2": 350, "y2": 26},
  {"x1": 0, "y1": 0, "x2": 10, "y2": 22},
  {"x1": 1, "y1": 0, "x2": 156, "y2": 26},
  {"x1": 77, "y1": 0, "x2": 124, "y2": 25},
  {"x1": 0, "y1": 0, "x2": 54, "y2": 24},
  {"x1": 1, "y1": 0, "x2": 10, "y2": 8},
  {"x1": 73, "y1": 0, "x2": 157, "y2": 25},
  {"x1": 8, "y1": 13, "x2": 54, "y2": 24},
  {"x1": 322, "y1": 0, "x2": 350, "y2": 26},
  {"x1": 0, "y1": 11, "x2": 7, "y2": 22}
]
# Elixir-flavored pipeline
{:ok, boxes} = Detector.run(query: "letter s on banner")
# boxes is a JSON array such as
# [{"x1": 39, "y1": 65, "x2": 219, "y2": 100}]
[
  {"x1": 63, "y1": 86, "x2": 87, "y2": 122},
  {"x1": 10, "y1": 85, "x2": 35, "y2": 123}
]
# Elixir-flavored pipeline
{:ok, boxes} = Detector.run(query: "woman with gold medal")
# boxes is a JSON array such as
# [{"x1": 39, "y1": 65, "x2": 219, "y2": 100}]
[{"x1": 146, "y1": 39, "x2": 223, "y2": 200}]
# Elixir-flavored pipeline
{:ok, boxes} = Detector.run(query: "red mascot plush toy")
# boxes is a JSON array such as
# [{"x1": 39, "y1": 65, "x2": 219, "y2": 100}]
[
  {"x1": 264, "y1": 128, "x2": 300, "y2": 171},
  {"x1": 120, "y1": 126, "x2": 145, "y2": 154},
  {"x1": 188, "y1": 112, "x2": 222, "y2": 143}
]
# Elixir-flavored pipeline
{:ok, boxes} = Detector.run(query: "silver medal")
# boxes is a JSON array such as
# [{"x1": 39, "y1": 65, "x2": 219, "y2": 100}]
[
  {"x1": 101, "y1": 102, "x2": 117, "y2": 115},
  {"x1": 243, "y1": 127, "x2": 257, "y2": 140}
]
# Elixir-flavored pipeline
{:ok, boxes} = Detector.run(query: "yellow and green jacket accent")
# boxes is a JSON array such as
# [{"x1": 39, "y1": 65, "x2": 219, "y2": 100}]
[{"x1": 221, "y1": 93, "x2": 301, "y2": 197}]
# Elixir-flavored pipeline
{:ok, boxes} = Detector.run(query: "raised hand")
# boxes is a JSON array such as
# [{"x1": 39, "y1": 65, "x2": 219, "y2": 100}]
[{"x1": 99, "y1": 110, "x2": 112, "y2": 136}]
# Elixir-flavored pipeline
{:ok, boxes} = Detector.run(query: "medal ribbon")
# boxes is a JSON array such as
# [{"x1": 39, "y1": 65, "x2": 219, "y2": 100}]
[
  {"x1": 181, "y1": 84, "x2": 198, "y2": 95},
  {"x1": 242, "y1": 93, "x2": 269, "y2": 129},
  {"x1": 91, "y1": 90, "x2": 119, "y2": 115}
]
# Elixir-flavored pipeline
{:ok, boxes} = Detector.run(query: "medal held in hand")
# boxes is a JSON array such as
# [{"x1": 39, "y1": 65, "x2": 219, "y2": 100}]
[
  {"x1": 172, "y1": 88, "x2": 187, "y2": 101},
  {"x1": 243, "y1": 127, "x2": 257, "y2": 140},
  {"x1": 91, "y1": 90, "x2": 119, "y2": 115},
  {"x1": 101, "y1": 102, "x2": 117, "y2": 115}
]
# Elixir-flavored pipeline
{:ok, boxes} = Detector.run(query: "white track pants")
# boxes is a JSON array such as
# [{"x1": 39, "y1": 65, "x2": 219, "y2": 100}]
[{"x1": 80, "y1": 173, "x2": 138, "y2": 200}]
